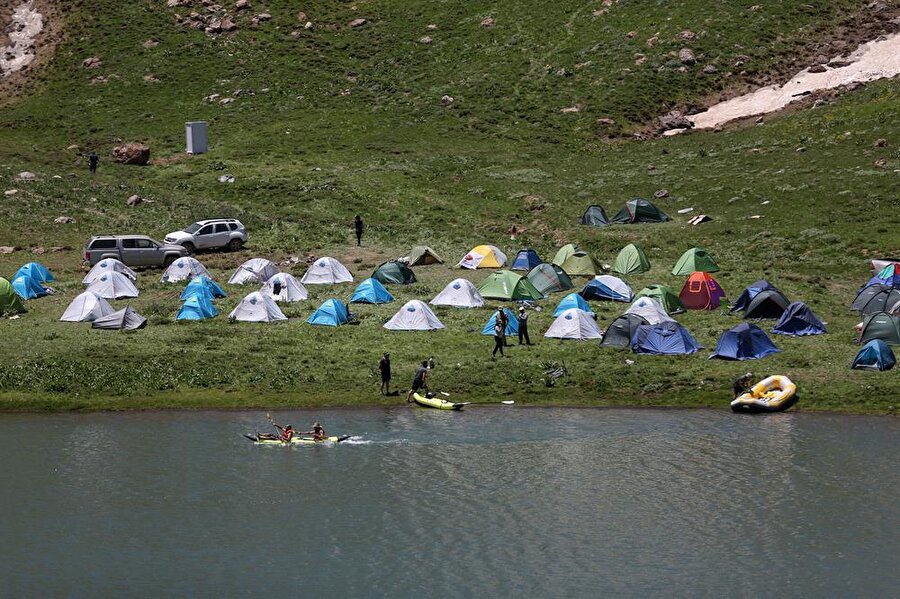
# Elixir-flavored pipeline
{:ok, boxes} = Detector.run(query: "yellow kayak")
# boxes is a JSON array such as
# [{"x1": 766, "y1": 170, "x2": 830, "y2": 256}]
[
  {"x1": 412, "y1": 392, "x2": 468, "y2": 410},
  {"x1": 244, "y1": 434, "x2": 351, "y2": 445}
]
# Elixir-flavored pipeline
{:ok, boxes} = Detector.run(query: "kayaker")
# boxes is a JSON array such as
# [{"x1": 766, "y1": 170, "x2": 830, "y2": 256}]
[
  {"x1": 517, "y1": 306, "x2": 532, "y2": 345},
  {"x1": 379, "y1": 352, "x2": 392, "y2": 396},
  {"x1": 303, "y1": 422, "x2": 326, "y2": 441},
  {"x1": 279, "y1": 425, "x2": 295, "y2": 443},
  {"x1": 257, "y1": 422, "x2": 294, "y2": 442},
  {"x1": 406, "y1": 360, "x2": 429, "y2": 402},
  {"x1": 733, "y1": 372, "x2": 754, "y2": 399}
]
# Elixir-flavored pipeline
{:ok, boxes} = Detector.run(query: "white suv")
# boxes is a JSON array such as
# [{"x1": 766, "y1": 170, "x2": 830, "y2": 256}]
[{"x1": 165, "y1": 219, "x2": 247, "y2": 253}]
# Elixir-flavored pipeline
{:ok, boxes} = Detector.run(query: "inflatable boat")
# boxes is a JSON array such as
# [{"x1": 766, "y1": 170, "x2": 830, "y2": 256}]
[
  {"x1": 243, "y1": 433, "x2": 352, "y2": 445},
  {"x1": 412, "y1": 392, "x2": 468, "y2": 410},
  {"x1": 730, "y1": 375, "x2": 798, "y2": 413}
]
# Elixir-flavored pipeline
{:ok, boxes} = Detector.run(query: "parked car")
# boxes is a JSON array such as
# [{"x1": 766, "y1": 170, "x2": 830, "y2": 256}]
[
  {"x1": 83, "y1": 235, "x2": 189, "y2": 268},
  {"x1": 165, "y1": 218, "x2": 247, "y2": 253}
]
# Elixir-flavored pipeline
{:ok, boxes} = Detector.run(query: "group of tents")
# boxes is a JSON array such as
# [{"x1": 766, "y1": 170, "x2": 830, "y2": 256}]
[
  {"x1": 580, "y1": 199, "x2": 672, "y2": 227},
  {"x1": 849, "y1": 261, "x2": 900, "y2": 371}
]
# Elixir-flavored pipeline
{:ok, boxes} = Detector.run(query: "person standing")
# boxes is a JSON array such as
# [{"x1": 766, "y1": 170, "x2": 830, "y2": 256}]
[
  {"x1": 492, "y1": 321, "x2": 505, "y2": 358},
  {"x1": 379, "y1": 352, "x2": 392, "y2": 396},
  {"x1": 496, "y1": 306, "x2": 509, "y2": 347},
  {"x1": 406, "y1": 360, "x2": 429, "y2": 402},
  {"x1": 353, "y1": 215, "x2": 364, "y2": 246},
  {"x1": 517, "y1": 306, "x2": 532, "y2": 345},
  {"x1": 88, "y1": 151, "x2": 99, "y2": 175}
]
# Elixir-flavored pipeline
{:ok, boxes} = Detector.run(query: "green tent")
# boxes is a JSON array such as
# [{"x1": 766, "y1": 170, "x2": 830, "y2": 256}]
[
  {"x1": 552, "y1": 243, "x2": 599, "y2": 276},
  {"x1": 372, "y1": 261, "x2": 417, "y2": 285},
  {"x1": 0, "y1": 277, "x2": 26, "y2": 316},
  {"x1": 408, "y1": 246, "x2": 443, "y2": 266},
  {"x1": 527, "y1": 263, "x2": 574, "y2": 295},
  {"x1": 612, "y1": 244, "x2": 651, "y2": 275},
  {"x1": 859, "y1": 312, "x2": 900, "y2": 346},
  {"x1": 635, "y1": 284, "x2": 685, "y2": 314},
  {"x1": 551, "y1": 243, "x2": 581, "y2": 267},
  {"x1": 672, "y1": 247, "x2": 720, "y2": 275},
  {"x1": 478, "y1": 270, "x2": 544, "y2": 301}
]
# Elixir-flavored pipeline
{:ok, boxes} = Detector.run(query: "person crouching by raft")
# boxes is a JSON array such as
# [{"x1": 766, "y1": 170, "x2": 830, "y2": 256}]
[
  {"x1": 302, "y1": 422, "x2": 326, "y2": 441},
  {"x1": 379, "y1": 352, "x2": 392, "y2": 396},
  {"x1": 733, "y1": 372, "x2": 753, "y2": 399},
  {"x1": 406, "y1": 360, "x2": 429, "y2": 402}
]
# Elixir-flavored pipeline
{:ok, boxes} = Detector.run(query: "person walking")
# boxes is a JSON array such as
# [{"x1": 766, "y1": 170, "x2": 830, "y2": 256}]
[
  {"x1": 353, "y1": 215, "x2": 364, "y2": 246},
  {"x1": 517, "y1": 306, "x2": 532, "y2": 345},
  {"x1": 88, "y1": 151, "x2": 99, "y2": 175},
  {"x1": 492, "y1": 321, "x2": 505, "y2": 358},
  {"x1": 379, "y1": 352, "x2": 392, "y2": 396},
  {"x1": 406, "y1": 360, "x2": 429, "y2": 402}
]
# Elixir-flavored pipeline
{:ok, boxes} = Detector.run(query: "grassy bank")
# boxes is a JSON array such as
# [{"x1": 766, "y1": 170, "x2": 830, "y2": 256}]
[{"x1": 0, "y1": 0, "x2": 897, "y2": 413}]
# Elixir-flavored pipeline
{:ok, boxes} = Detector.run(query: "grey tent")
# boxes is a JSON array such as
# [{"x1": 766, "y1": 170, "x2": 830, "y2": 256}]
[
  {"x1": 858, "y1": 312, "x2": 900, "y2": 346},
  {"x1": 581, "y1": 205, "x2": 610, "y2": 227},
  {"x1": 407, "y1": 246, "x2": 444, "y2": 266},
  {"x1": 601, "y1": 313, "x2": 649, "y2": 348},
  {"x1": 91, "y1": 306, "x2": 147, "y2": 330}
]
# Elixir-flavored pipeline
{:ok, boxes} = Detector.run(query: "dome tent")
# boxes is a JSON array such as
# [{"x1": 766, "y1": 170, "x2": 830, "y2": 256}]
[
  {"x1": 580, "y1": 205, "x2": 610, "y2": 227},
  {"x1": 625, "y1": 297, "x2": 674, "y2": 326},
  {"x1": 307, "y1": 298, "x2": 350, "y2": 326},
  {"x1": 772, "y1": 301, "x2": 826, "y2": 336},
  {"x1": 301, "y1": 257, "x2": 353, "y2": 285},
  {"x1": 83, "y1": 259, "x2": 136, "y2": 285},
  {"x1": 262, "y1": 272, "x2": 308, "y2": 303},
  {"x1": 631, "y1": 322, "x2": 701, "y2": 355},
  {"x1": 865, "y1": 263, "x2": 900, "y2": 288},
  {"x1": 581, "y1": 275, "x2": 633, "y2": 302},
  {"x1": 527, "y1": 263, "x2": 573, "y2": 295},
  {"x1": 709, "y1": 323, "x2": 780, "y2": 360},
  {"x1": 858, "y1": 312, "x2": 900, "y2": 346},
  {"x1": 228, "y1": 258, "x2": 280, "y2": 285},
  {"x1": 177, "y1": 294, "x2": 219, "y2": 321},
  {"x1": 160, "y1": 257, "x2": 210, "y2": 283},
  {"x1": 851, "y1": 284, "x2": 900, "y2": 316},
  {"x1": 851, "y1": 340, "x2": 895, "y2": 371},
  {"x1": 551, "y1": 243, "x2": 599, "y2": 277},
  {"x1": 744, "y1": 288, "x2": 790, "y2": 319},
  {"x1": 679, "y1": 272, "x2": 726, "y2": 310},
  {"x1": 91, "y1": 306, "x2": 147, "y2": 330},
  {"x1": 478, "y1": 270, "x2": 544, "y2": 301},
  {"x1": 481, "y1": 308, "x2": 519, "y2": 337},
  {"x1": 430, "y1": 278, "x2": 483, "y2": 308},
  {"x1": 60, "y1": 291, "x2": 114, "y2": 322},
  {"x1": 730, "y1": 280, "x2": 779, "y2": 314},
  {"x1": 611, "y1": 199, "x2": 671, "y2": 224},
  {"x1": 635, "y1": 285, "x2": 685, "y2": 315},
  {"x1": 672, "y1": 247, "x2": 720, "y2": 276},
  {"x1": 372, "y1": 261, "x2": 416, "y2": 285},
  {"x1": 350, "y1": 278, "x2": 394, "y2": 304},
  {"x1": 553, "y1": 292, "x2": 592, "y2": 317},
  {"x1": 384, "y1": 300, "x2": 445, "y2": 331},
  {"x1": 612, "y1": 244, "x2": 650, "y2": 275},
  {"x1": 512, "y1": 248, "x2": 542, "y2": 271},
  {"x1": 13, "y1": 262, "x2": 54, "y2": 283},
  {"x1": 86, "y1": 272, "x2": 139, "y2": 299},
  {"x1": 544, "y1": 308, "x2": 602, "y2": 340},
  {"x1": 0, "y1": 278, "x2": 26, "y2": 316},
  {"x1": 12, "y1": 274, "x2": 49, "y2": 299},
  {"x1": 458, "y1": 245, "x2": 507, "y2": 270},
  {"x1": 601, "y1": 313, "x2": 649, "y2": 348},
  {"x1": 407, "y1": 245, "x2": 444, "y2": 266},
  {"x1": 181, "y1": 276, "x2": 226, "y2": 300},
  {"x1": 229, "y1": 291, "x2": 287, "y2": 322}
]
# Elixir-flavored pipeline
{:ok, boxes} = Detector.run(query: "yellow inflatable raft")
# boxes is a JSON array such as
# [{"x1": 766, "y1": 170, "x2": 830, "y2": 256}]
[{"x1": 731, "y1": 375, "x2": 798, "y2": 413}]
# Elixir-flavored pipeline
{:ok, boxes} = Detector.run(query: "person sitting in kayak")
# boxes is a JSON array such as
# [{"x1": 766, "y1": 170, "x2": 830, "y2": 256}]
[
  {"x1": 279, "y1": 425, "x2": 295, "y2": 442},
  {"x1": 406, "y1": 360, "x2": 429, "y2": 403},
  {"x1": 256, "y1": 422, "x2": 294, "y2": 442},
  {"x1": 302, "y1": 422, "x2": 326, "y2": 441}
]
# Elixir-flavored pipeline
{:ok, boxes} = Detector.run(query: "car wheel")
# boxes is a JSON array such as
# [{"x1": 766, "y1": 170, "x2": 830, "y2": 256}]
[
  {"x1": 163, "y1": 255, "x2": 176, "y2": 268},
  {"x1": 227, "y1": 239, "x2": 244, "y2": 252},
  {"x1": 182, "y1": 242, "x2": 196, "y2": 255}
]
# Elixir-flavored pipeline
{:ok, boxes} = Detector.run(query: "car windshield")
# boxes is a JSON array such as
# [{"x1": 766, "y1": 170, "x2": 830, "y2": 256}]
[{"x1": 183, "y1": 222, "x2": 202, "y2": 234}]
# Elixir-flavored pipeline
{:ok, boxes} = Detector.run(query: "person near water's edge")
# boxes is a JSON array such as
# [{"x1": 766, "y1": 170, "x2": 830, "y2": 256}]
[
  {"x1": 406, "y1": 360, "x2": 429, "y2": 402},
  {"x1": 492, "y1": 321, "x2": 505, "y2": 358},
  {"x1": 517, "y1": 306, "x2": 532, "y2": 345},
  {"x1": 88, "y1": 151, "x2": 99, "y2": 175},
  {"x1": 733, "y1": 372, "x2": 753, "y2": 399},
  {"x1": 379, "y1": 352, "x2": 391, "y2": 395},
  {"x1": 354, "y1": 215, "x2": 364, "y2": 246}
]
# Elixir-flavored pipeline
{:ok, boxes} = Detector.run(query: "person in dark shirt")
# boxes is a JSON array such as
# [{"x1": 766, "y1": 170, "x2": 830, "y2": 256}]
[
  {"x1": 733, "y1": 372, "x2": 754, "y2": 399},
  {"x1": 517, "y1": 306, "x2": 532, "y2": 345},
  {"x1": 492, "y1": 322, "x2": 505, "y2": 358},
  {"x1": 406, "y1": 360, "x2": 429, "y2": 402},
  {"x1": 379, "y1": 352, "x2": 391, "y2": 396},
  {"x1": 354, "y1": 215, "x2": 364, "y2": 246},
  {"x1": 88, "y1": 151, "x2": 99, "y2": 175}
]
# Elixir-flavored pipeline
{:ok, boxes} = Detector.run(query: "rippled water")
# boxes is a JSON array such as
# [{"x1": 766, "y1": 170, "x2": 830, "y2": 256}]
[{"x1": 0, "y1": 408, "x2": 897, "y2": 596}]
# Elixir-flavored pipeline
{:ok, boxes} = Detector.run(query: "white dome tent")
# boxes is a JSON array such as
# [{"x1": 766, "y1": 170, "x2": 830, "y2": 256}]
[
  {"x1": 430, "y1": 278, "x2": 485, "y2": 308},
  {"x1": 261, "y1": 272, "x2": 308, "y2": 303},
  {"x1": 83, "y1": 259, "x2": 136, "y2": 285},
  {"x1": 86, "y1": 272, "x2": 139, "y2": 299},
  {"x1": 301, "y1": 257, "x2": 354, "y2": 285},
  {"x1": 60, "y1": 291, "x2": 114, "y2": 322},
  {"x1": 229, "y1": 291, "x2": 287, "y2": 322},
  {"x1": 160, "y1": 257, "x2": 211, "y2": 283},
  {"x1": 624, "y1": 297, "x2": 675, "y2": 326},
  {"x1": 544, "y1": 308, "x2": 602, "y2": 340},
  {"x1": 384, "y1": 300, "x2": 445, "y2": 331},
  {"x1": 228, "y1": 258, "x2": 280, "y2": 285}
]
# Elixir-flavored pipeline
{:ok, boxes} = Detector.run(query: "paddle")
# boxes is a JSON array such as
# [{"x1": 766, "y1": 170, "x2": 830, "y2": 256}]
[{"x1": 439, "y1": 392, "x2": 514, "y2": 405}]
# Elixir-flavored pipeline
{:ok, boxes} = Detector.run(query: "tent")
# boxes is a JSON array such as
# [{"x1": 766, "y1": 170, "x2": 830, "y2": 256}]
[
  {"x1": 553, "y1": 292, "x2": 592, "y2": 316},
  {"x1": 86, "y1": 272, "x2": 139, "y2": 299},
  {"x1": 12, "y1": 275, "x2": 49, "y2": 299},
  {"x1": 407, "y1": 246, "x2": 444, "y2": 266},
  {"x1": 851, "y1": 339, "x2": 896, "y2": 371},
  {"x1": 301, "y1": 257, "x2": 353, "y2": 285},
  {"x1": 858, "y1": 312, "x2": 900, "y2": 345},
  {"x1": 181, "y1": 276, "x2": 226, "y2": 300},
  {"x1": 744, "y1": 288, "x2": 790, "y2": 319},
  {"x1": 635, "y1": 285, "x2": 685, "y2": 314},
  {"x1": 709, "y1": 323, "x2": 780, "y2": 360},
  {"x1": 306, "y1": 298, "x2": 350, "y2": 327},
  {"x1": 679, "y1": 272, "x2": 726, "y2": 310},
  {"x1": 625, "y1": 297, "x2": 674, "y2": 325},
  {"x1": 91, "y1": 306, "x2": 147, "y2": 330},
  {"x1": 551, "y1": 243, "x2": 581, "y2": 268},
  {"x1": 601, "y1": 313, "x2": 649, "y2": 348},
  {"x1": 772, "y1": 301, "x2": 826, "y2": 336},
  {"x1": 581, "y1": 205, "x2": 610, "y2": 227},
  {"x1": 479, "y1": 270, "x2": 544, "y2": 301},
  {"x1": 372, "y1": 261, "x2": 416, "y2": 285},
  {"x1": 730, "y1": 280, "x2": 779, "y2": 313},
  {"x1": 160, "y1": 257, "x2": 210, "y2": 283},
  {"x1": 350, "y1": 278, "x2": 394, "y2": 304},
  {"x1": 228, "y1": 258, "x2": 280, "y2": 285},
  {"x1": 384, "y1": 300, "x2": 445, "y2": 331},
  {"x1": 581, "y1": 275, "x2": 633, "y2": 302},
  {"x1": 552, "y1": 244, "x2": 599, "y2": 276},
  {"x1": 851, "y1": 284, "x2": 900, "y2": 316},
  {"x1": 13, "y1": 262, "x2": 54, "y2": 283},
  {"x1": 512, "y1": 249, "x2": 542, "y2": 271},
  {"x1": 865, "y1": 263, "x2": 900, "y2": 288},
  {"x1": 481, "y1": 308, "x2": 518, "y2": 337},
  {"x1": 632, "y1": 321, "x2": 701, "y2": 355},
  {"x1": 60, "y1": 291, "x2": 114, "y2": 322},
  {"x1": 262, "y1": 273, "x2": 308, "y2": 303},
  {"x1": 612, "y1": 244, "x2": 650, "y2": 275},
  {"x1": 612, "y1": 199, "x2": 671, "y2": 224},
  {"x1": 176, "y1": 294, "x2": 219, "y2": 321},
  {"x1": 229, "y1": 291, "x2": 287, "y2": 322},
  {"x1": 458, "y1": 245, "x2": 507, "y2": 270},
  {"x1": 544, "y1": 308, "x2": 602, "y2": 340},
  {"x1": 83, "y1": 259, "x2": 136, "y2": 285},
  {"x1": 672, "y1": 247, "x2": 720, "y2": 276},
  {"x1": 527, "y1": 263, "x2": 573, "y2": 295},
  {"x1": 871, "y1": 259, "x2": 900, "y2": 273},
  {"x1": 430, "y1": 278, "x2": 483, "y2": 308},
  {"x1": 0, "y1": 277, "x2": 26, "y2": 315}
]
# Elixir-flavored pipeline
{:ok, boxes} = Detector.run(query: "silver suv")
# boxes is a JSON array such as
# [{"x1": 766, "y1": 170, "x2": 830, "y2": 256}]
[
  {"x1": 165, "y1": 218, "x2": 247, "y2": 253},
  {"x1": 83, "y1": 235, "x2": 189, "y2": 267}
]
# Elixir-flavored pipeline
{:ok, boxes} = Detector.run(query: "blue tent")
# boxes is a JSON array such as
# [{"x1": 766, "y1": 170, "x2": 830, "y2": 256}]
[
  {"x1": 512, "y1": 248, "x2": 542, "y2": 271},
  {"x1": 709, "y1": 322, "x2": 780, "y2": 360},
  {"x1": 11, "y1": 275, "x2": 48, "y2": 299},
  {"x1": 851, "y1": 339, "x2": 896, "y2": 371},
  {"x1": 581, "y1": 278, "x2": 632, "y2": 302},
  {"x1": 631, "y1": 322, "x2": 702, "y2": 355},
  {"x1": 350, "y1": 278, "x2": 394, "y2": 304},
  {"x1": 181, "y1": 276, "x2": 226, "y2": 300},
  {"x1": 553, "y1": 292, "x2": 591, "y2": 316},
  {"x1": 176, "y1": 293, "x2": 219, "y2": 320},
  {"x1": 730, "y1": 280, "x2": 778, "y2": 313},
  {"x1": 481, "y1": 308, "x2": 518, "y2": 336},
  {"x1": 772, "y1": 301, "x2": 826, "y2": 336},
  {"x1": 13, "y1": 262, "x2": 54, "y2": 283},
  {"x1": 307, "y1": 298, "x2": 350, "y2": 326}
]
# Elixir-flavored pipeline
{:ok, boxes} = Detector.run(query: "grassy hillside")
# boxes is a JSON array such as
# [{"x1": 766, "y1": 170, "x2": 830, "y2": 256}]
[{"x1": 0, "y1": 0, "x2": 897, "y2": 412}]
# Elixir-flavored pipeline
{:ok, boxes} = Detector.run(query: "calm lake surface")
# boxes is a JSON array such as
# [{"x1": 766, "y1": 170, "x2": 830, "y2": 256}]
[{"x1": 1, "y1": 407, "x2": 897, "y2": 596}]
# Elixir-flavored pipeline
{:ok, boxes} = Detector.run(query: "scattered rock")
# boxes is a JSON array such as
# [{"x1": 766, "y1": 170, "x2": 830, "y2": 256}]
[
  {"x1": 634, "y1": 54, "x2": 646, "y2": 66},
  {"x1": 348, "y1": 18, "x2": 367, "y2": 28},
  {"x1": 645, "y1": 35, "x2": 658, "y2": 47},
  {"x1": 218, "y1": 174, "x2": 235, "y2": 183},
  {"x1": 440, "y1": 94, "x2": 454, "y2": 105},
  {"x1": 426, "y1": 24, "x2": 438, "y2": 30},
  {"x1": 658, "y1": 110, "x2": 692, "y2": 131},
  {"x1": 16, "y1": 171, "x2": 37, "y2": 181},
  {"x1": 808, "y1": 64, "x2": 827, "y2": 73},
  {"x1": 678, "y1": 30, "x2": 696, "y2": 40},
  {"x1": 829, "y1": 60, "x2": 852, "y2": 68},
  {"x1": 796, "y1": 146, "x2": 806, "y2": 153},
  {"x1": 702, "y1": 64, "x2": 717, "y2": 74},
  {"x1": 0, "y1": 247, "x2": 17, "y2": 254},
  {"x1": 206, "y1": 20, "x2": 222, "y2": 34},
  {"x1": 54, "y1": 216, "x2": 76, "y2": 224},
  {"x1": 560, "y1": 105, "x2": 583, "y2": 114},
  {"x1": 813, "y1": 99, "x2": 828, "y2": 108},
  {"x1": 143, "y1": 74, "x2": 160, "y2": 82},
  {"x1": 235, "y1": 0, "x2": 250, "y2": 9},
  {"x1": 4, "y1": 189, "x2": 18, "y2": 196},
  {"x1": 653, "y1": 189, "x2": 669, "y2": 199},
  {"x1": 596, "y1": 118, "x2": 616, "y2": 126},
  {"x1": 142, "y1": 39, "x2": 159, "y2": 48},
  {"x1": 647, "y1": 164, "x2": 656, "y2": 171},
  {"x1": 592, "y1": 9, "x2": 608, "y2": 17},
  {"x1": 419, "y1": 35, "x2": 433, "y2": 44},
  {"x1": 82, "y1": 56, "x2": 102, "y2": 69},
  {"x1": 204, "y1": 93, "x2": 221, "y2": 102},
  {"x1": 280, "y1": 255, "x2": 301, "y2": 266},
  {"x1": 221, "y1": 18, "x2": 238, "y2": 31},
  {"x1": 480, "y1": 17, "x2": 495, "y2": 28},
  {"x1": 111, "y1": 143, "x2": 150, "y2": 165},
  {"x1": 30, "y1": 246, "x2": 45, "y2": 254},
  {"x1": 874, "y1": 138, "x2": 887, "y2": 147},
  {"x1": 755, "y1": 116, "x2": 765, "y2": 125},
  {"x1": 678, "y1": 48, "x2": 695, "y2": 65},
  {"x1": 219, "y1": 97, "x2": 235, "y2": 104},
  {"x1": 126, "y1": 194, "x2": 143, "y2": 206},
  {"x1": 873, "y1": 159, "x2": 888, "y2": 168},
  {"x1": 625, "y1": 30, "x2": 637, "y2": 39},
  {"x1": 256, "y1": 13, "x2": 272, "y2": 22},
  {"x1": 67, "y1": 144, "x2": 80, "y2": 150},
  {"x1": 297, "y1": 11, "x2": 307, "y2": 22}
]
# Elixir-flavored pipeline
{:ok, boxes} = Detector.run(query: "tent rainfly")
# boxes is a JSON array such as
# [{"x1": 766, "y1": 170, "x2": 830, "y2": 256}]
[
  {"x1": 229, "y1": 291, "x2": 287, "y2": 322},
  {"x1": 384, "y1": 300, "x2": 445, "y2": 331},
  {"x1": 611, "y1": 199, "x2": 671, "y2": 224},
  {"x1": 553, "y1": 292, "x2": 592, "y2": 316},
  {"x1": 160, "y1": 257, "x2": 210, "y2": 283},
  {"x1": 86, "y1": 272, "x2": 139, "y2": 299},
  {"x1": 12, "y1": 275, "x2": 49, "y2": 299},
  {"x1": 851, "y1": 339, "x2": 895, "y2": 371},
  {"x1": 544, "y1": 308, "x2": 602, "y2": 340},
  {"x1": 228, "y1": 258, "x2": 280, "y2": 285},
  {"x1": 478, "y1": 270, "x2": 544, "y2": 301},
  {"x1": 612, "y1": 244, "x2": 651, "y2": 275},
  {"x1": 91, "y1": 306, "x2": 147, "y2": 330},
  {"x1": 709, "y1": 323, "x2": 780, "y2": 360},
  {"x1": 679, "y1": 272, "x2": 726, "y2": 310},
  {"x1": 83, "y1": 259, "x2": 136, "y2": 285},
  {"x1": 407, "y1": 246, "x2": 444, "y2": 266},
  {"x1": 481, "y1": 308, "x2": 519, "y2": 337},
  {"x1": 527, "y1": 263, "x2": 573, "y2": 295},
  {"x1": 458, "y1": 245, "x2": 507, "y2": 270},
  {"x1": 582, "y1": 275, "x2": 633, "y2": 302},
  {"x1": 580, "y1": 205, "x2": 610, "y2": 227},
  {"x1": 350, "y1": 278, "x2": 394, "y2": 304},
  {"x1": 301, "y1": 257, "x2": 354, "y2": 285},
  {"x1": 552, "y1": 244, "x2": 599, "y2": 276},
  {"x1": 512, "y1": 249, "x2": 542, "y2": 271},
  {"x1": 0, "y1": 277, "x2": 26, "y2": 315},
  {"x1": 772, "y1": 301, "x2": 826, "y2": 336},
  {"x1": 13, "y1": 262, "x2": 54, "y2": 283},
  {"x1": 631, "y1": 322, "x2": 701, "y2": 355},
  {"x1": 60, "y1": 291, "x2": 114, "y2": 322},
  {"x1": 625, "y1": 297, "x2": 675, "y2": 325},
  {"x1": 601, "y1": 313, "x2": 649, "y2": 348},
  {"x1": 176, "y1": 294, "x2": 219, "y2": 321},
  {"x1": 430, "y1": 278, "x2": 484, "y2": 308},
  {"x1": 181, "y1": 276, "x2": 226, "y2": 300},
  {"x1": 672, "y1": 247, "x2": 720, "y2": 276},
  {"x1": 307, "y1": 298, "x2": 350, "y2": 326},
  {"x1": 372, "y1": 261, "x2": 416, "y2": 285},
  {"x1": 634, "y1": 285, "x2": 685, "y2": 315}
]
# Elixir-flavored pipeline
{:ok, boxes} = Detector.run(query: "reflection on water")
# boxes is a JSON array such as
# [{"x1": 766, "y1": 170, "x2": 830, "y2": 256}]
[{"x1": 0, "y1": 408, "x2": 897, "y2": 596}]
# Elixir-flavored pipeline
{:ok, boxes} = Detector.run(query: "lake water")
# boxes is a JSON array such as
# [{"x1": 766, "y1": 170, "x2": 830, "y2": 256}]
[{"x1": 0, "y1": 408, "x2": 897, "y2": 596}]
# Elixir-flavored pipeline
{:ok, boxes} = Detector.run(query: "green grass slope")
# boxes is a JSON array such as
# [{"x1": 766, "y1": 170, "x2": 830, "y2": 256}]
[{"x1": 0, "y1": 0, "x2": 897, "y2": 412}]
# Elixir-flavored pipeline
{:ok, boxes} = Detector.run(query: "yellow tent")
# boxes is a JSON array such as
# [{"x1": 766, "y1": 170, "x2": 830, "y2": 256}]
[{"x1": 458, "y1": 245, "x2": 507, "y2": 269}]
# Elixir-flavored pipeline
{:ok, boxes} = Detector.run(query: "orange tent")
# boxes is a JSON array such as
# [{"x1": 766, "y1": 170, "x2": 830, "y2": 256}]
[{"x1": 679, "y1": 272, "x2": 726, "y2": 310}]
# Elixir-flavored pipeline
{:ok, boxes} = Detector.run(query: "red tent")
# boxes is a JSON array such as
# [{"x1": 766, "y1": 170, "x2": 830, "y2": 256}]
[{"x1": 679, "y1": 272, "x2": 726, "y2": 310}]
